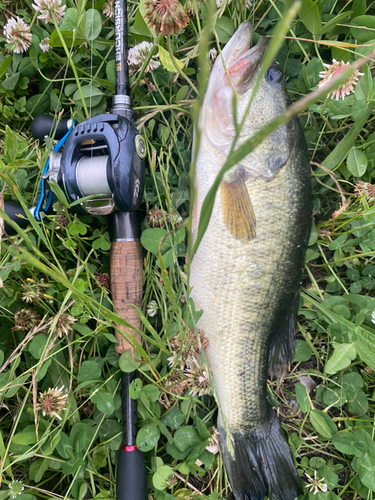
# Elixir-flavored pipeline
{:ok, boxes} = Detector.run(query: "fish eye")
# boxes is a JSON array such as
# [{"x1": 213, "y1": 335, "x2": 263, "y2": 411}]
[{"x1": 265, "y1": 66, "x2": 284, "y2": 85}]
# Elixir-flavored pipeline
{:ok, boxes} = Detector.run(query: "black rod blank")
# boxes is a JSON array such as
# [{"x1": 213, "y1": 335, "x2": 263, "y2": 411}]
[
  {"x1": 114, "y1": 0, "x2": 129, "y2": 96},
  {"x1": 121, "y1": 372, "x2": 138, "y2": 446}
]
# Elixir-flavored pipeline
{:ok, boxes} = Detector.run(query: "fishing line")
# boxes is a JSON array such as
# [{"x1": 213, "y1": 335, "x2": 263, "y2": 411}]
[{"x1": 90, "y1": 0, "x2": 94, "y2": 161}]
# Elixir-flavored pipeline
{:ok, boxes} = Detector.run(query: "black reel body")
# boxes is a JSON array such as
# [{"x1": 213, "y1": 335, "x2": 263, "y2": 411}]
[{"x1": 58, "y1": 114, "x2": 146, "y2": 215}]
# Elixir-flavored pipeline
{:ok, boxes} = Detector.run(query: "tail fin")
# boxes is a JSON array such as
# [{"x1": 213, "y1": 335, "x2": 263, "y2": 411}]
[{"x1": 219, "y1": 414, "x2": 301, "y2": 500}]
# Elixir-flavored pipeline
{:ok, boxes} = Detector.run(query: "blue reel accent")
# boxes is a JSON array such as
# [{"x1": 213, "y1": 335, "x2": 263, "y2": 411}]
[{"x1": 34, "y1": 124, "x2": 75, "y2": 221}]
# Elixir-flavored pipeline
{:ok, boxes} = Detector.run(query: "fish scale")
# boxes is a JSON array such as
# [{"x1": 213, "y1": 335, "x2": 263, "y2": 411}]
[{"x1": 189, "y1": 22, "x2": 311, "y2": 500}]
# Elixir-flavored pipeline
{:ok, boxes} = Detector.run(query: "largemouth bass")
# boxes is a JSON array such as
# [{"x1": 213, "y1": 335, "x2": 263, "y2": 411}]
[{"x1": 189, "y1": 23, "x2": 311, "y2": 500}]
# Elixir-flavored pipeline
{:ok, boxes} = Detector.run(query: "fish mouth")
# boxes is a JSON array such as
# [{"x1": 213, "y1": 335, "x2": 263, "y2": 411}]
[
  {"x1": 221, "y1": 22, "x2": 255, "y2": 68},
  {"x1": 202, "y1": 22, "x2": 269, "y2": 142},
  {"x1": 220, "y1": 22, "x2": 268, "y2": 90}
]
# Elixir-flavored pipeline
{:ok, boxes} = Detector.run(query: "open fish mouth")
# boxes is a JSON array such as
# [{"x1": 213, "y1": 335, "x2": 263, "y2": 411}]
[
  {"x1": 201, "y1": 22, "x2": 270, "y2": 147},
  {"x1": 221, "y1": 22, "x2": 255, "y2": 68},
  {"x1": 225, "y1": 24, "x2": 268, "y2": 89},
  {"x1": 205, "y1": 22, "x2": 269, "y2": 102}
]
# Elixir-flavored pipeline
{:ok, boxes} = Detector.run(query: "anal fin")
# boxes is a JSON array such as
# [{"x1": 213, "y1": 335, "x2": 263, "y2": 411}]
[
  {"x1": 268, "y1": 291, "x2": 300, "y2": 379},
  {"x1": 221, "y1": 178, "x2": 256, "y2": 242}
]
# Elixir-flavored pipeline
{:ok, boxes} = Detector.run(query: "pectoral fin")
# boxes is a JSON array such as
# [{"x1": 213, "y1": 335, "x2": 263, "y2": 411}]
[{"x1": 221, "y1": 178, "x2": 256, "y2": 242}]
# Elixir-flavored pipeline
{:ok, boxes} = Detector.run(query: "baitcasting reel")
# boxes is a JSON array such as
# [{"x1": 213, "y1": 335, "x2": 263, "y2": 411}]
[{"x1": 30, "y1": 107, "x2": 147, "y2": 218}]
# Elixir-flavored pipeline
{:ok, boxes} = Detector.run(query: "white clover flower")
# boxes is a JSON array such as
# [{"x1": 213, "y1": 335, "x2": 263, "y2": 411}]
[
  {"x1": 168, "y1": 329, "x2": 209, "y2": 370},
  {"x1": 3, "y1": 17, "x2": 32, "y2": 53},
  {"x1": 372, "y1": 309, "x2": 375, "y2": 324},
  {"x1": 208, "y1": 47, "x2": 217, "y2": 61},
  {"x1": 36, "y1": 386, "x2": 68, "y2": 420},
  {"x1": 216, "y1": 0, "x2": 232, "y2": 7},
  {"x1": 39, "y1": 37, "x2": 51, "y2": 52},
  {"x1": 103, "y1": 0, "x2": 115, "y2": 18},
  {"x1": 206, "y1": 427, "x2": 220, "y2": 454},
  {"x1": 305, "y1": 471, "x2": 328, "y2": 495},
  {"x1": 147, "y1": 299, "x2": 159, "y2": 317},
  {"x1": 32, "y1": 0, "x2": 66, "y2": 23},
  {"x1": 185, "y1": 357, "x2": 211, "y2": 396},
  {"x1": 144, "y1": 0, "x2": 189, "y2": 36},
  {"x1": 169, "y1": 213, "x2": 183, "y2": 226},
  {"x1": 319, "y1": 59, "x2": 364, "y2": 100},
  {"x1": 8, "y1": 481, "x2": 25, "y2": 499},
  {"x1": 167, "y1": 351, "x2": 187, "y2": 371},
  {"x1": 128, "y1": 42, "x2": 161, "y2": 76},
  {"x1": 51, "y1": 313, "x2": 76, "y2": 338}
]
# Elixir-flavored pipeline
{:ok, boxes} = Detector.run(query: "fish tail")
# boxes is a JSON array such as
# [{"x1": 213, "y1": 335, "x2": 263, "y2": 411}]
[{"x1": 219, "y1": 413, "x2": 302, "y2": 500}]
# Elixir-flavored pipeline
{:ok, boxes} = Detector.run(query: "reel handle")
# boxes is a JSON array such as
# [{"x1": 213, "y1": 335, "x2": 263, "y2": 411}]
[
  {"x1": 31, "y1": 115, "x2": 72, "y2": 142},
  {"x1": 1, "y1": 200, "x2": 29, "y2": 235}
]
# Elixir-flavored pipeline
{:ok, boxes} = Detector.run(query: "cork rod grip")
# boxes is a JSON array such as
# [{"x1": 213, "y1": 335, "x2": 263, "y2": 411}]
[{"x1": 110, "y1": 240, "x2": 143, "y2": 353}]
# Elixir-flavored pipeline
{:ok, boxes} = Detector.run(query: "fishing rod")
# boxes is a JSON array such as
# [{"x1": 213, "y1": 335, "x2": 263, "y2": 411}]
[{"x1": 4, "y1": 2, "x2": 149, "y2": 499}]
